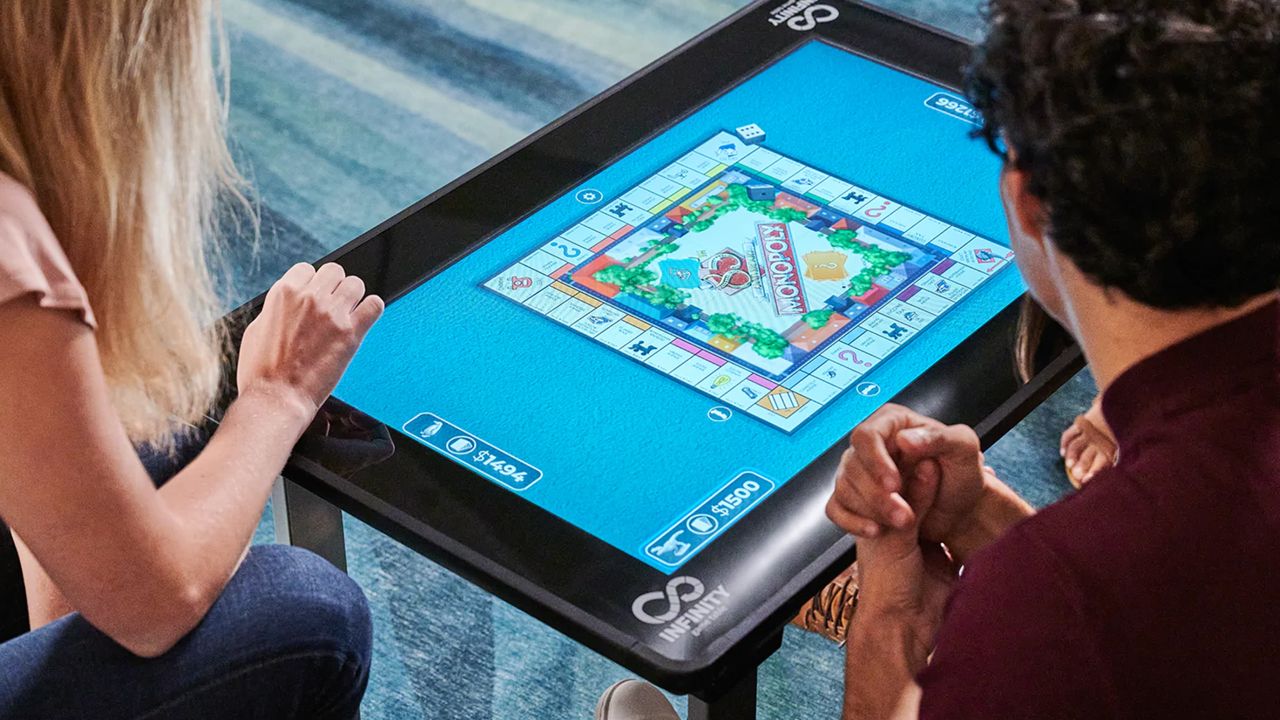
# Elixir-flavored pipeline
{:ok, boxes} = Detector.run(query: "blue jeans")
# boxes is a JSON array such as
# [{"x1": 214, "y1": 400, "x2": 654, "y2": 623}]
[{"x1": 0, "y1": 544, "x2": 372, "y2": 719}]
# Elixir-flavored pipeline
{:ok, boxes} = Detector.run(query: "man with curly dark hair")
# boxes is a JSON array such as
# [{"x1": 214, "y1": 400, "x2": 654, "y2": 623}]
[{"x1": 824, "y1": 1, "x2": 1280, "y2": 718}]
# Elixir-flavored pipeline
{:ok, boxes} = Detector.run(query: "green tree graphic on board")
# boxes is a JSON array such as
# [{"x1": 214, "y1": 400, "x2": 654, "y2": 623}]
[
  {"x1": 683, "y1": 185, "x2": 912, "y2": 297},
  {"x1": 592, "y1": 264, "x2": 689, "y2": 309},
  {"x1": 802, "y1": 309, "x2": 834, "y2": 329},
  {"x1": 701, "y1": 312, "x2": 789, "y2": 360},
  {"x1": 590, "y1": 181, "x2": 913, "y2": 331}
]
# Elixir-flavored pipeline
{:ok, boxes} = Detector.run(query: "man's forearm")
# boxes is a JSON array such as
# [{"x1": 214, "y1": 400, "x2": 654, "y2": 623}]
[
  {"x1": 843, "y1": 613, "x2": 929, "y2": 720},
  {"x1": 944, "y1": 478, "x2": 1033, "y2": 564}
]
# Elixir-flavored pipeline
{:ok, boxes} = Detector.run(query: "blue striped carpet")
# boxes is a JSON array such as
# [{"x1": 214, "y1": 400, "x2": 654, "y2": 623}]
[{"x1": 225, "y1": 2, "x2": 1093, "y2": 717}]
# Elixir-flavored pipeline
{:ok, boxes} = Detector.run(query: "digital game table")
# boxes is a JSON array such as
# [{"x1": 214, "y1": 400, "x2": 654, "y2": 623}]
[{"x1": 249, "y1": 2, "x2": 1083, "y2": 717}]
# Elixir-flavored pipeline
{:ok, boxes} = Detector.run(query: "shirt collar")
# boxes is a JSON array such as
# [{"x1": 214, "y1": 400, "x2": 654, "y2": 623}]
[{"x1": 1101, "y1": 297, "x2": 1278, "y2": 453}]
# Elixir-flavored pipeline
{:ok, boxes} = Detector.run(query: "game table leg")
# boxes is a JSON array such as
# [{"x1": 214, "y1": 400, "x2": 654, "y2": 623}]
[
  {"x1": 687, "y1": 667, "x2": 758, "y2": 720},
  {"x1": 272, "y1": 477, "x2": 348, "y2": 572},
  {"x1": 271, "y1": 478, "x2": 361, "y2": 719}
]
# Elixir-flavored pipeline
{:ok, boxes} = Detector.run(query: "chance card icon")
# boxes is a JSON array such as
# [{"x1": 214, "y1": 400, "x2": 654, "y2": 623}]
[
  {"x1": 548, "y1": 241, "x2": 583, "y2": 260},
  {"x1": 835, "y1": 348, "x2": 873, "y2": 368},
  {"x1": 863, "y1": 200, "x2": 893, "y2": 219}
]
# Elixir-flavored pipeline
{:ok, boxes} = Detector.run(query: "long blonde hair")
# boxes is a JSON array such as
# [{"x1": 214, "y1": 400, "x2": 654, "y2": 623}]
[{"x1": 0, "y1": 1, "x2": 246, "y2": 450}]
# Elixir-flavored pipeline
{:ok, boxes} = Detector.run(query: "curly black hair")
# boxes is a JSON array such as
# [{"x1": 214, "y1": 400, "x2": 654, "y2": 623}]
[{"x1": 966, "y1": 0, "x2": 1280, "y2": 309}]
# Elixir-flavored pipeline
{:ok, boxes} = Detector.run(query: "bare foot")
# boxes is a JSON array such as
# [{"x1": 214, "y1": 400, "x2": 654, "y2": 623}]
[{"x1": 1060, "y1": 396, "x2": 1117, "y2": 487}]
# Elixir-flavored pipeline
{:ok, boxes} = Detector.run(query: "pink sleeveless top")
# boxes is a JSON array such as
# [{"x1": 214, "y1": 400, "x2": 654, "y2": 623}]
[{"x1": 0, "y1": 173, "x2": 95, "y2": 328}]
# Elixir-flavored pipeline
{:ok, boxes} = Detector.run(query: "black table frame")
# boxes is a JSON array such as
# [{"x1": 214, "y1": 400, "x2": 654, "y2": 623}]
[
  {"x1": 248, "y1": 2, "x2": 1088, "y2": 716},
  {"x1": 271, "y1": 347, "x2": 1081, "y2": 719}
]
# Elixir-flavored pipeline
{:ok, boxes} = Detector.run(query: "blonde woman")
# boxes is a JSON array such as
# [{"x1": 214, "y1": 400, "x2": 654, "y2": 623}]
[{"x1": 0, "y1": 2, "x2": 383, "y2": 717}]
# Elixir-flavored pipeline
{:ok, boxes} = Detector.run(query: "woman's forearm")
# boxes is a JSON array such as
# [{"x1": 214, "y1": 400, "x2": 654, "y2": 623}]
[
  {"x1": 153, "y1": 260, "x2": 380, "y2": 624},
  {"x1": 0, "y1": 265, "x2": 379, "y2": 657},
  {"x1": 153, "y1": 385, "x2": 314, "y2": 623},
  {"x1": 13, "y1": 387, "x2": 310, "y2": 639},
  {"x1": 11, "y1": 530, "x2": 74, "y2": 629}
]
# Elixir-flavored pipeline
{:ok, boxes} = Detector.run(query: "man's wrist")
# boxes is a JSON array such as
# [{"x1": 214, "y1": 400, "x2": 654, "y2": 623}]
[{"x1": 944, "y1": 477, "x2": 1034, "y2": 564}]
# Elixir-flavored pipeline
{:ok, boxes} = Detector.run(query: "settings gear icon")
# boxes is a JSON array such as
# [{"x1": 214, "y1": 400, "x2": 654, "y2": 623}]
[{"x1": 574, "y1": 188, "x2": 604, "y2": 205}]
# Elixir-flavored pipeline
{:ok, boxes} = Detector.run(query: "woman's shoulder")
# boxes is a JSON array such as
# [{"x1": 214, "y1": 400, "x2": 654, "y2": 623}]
[{"x1": 0, "y1": 173, "x2": 96, "y2": 329}]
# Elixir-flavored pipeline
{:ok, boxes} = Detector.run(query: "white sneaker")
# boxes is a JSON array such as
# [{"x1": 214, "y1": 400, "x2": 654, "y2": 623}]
[{"x1": 595, "y1": 680, "x2": 680, "y2": 720}]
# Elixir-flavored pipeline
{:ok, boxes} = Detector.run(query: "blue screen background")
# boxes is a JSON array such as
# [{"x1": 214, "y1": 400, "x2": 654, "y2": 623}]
[{"x1": 335, "y1": 40, "x2": 1023, "y2": 572}]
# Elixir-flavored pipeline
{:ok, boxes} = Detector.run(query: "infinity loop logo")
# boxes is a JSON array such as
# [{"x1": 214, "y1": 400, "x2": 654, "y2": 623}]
[
  {"x1": 770, "y1": 1, "x2": 840, "y2": 31},
  {"x1": 631, "y1": 576, "x2": 705, "y2": 625}
]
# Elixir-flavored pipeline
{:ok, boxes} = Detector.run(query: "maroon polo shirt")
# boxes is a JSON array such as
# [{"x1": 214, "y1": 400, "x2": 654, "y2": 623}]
[{"x1": 918, "y1": 299, "x2": 1280, "y2": 718}]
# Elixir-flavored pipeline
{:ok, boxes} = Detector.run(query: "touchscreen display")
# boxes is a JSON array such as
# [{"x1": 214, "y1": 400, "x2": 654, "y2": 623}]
[{"x1": 334, "y1": 40, "x2": 1023, "y2": 572}]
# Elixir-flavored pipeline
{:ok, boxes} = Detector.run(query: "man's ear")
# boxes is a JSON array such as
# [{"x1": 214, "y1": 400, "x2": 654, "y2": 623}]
[{"x1": 999, "y1": 165, "x2": 1048, "y2": 249}]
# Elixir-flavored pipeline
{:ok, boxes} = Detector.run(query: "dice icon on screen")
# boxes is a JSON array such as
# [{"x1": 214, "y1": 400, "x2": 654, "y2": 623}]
[{"x1": 735, "y1": 123, "x2": 766, "y2": 145}]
